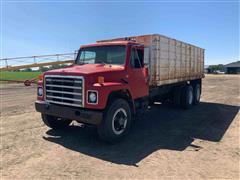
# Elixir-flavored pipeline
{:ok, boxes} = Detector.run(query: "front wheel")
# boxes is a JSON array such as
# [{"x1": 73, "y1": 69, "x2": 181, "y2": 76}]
[
  {"x1": 97, "y1": 99, "x2": 132, "y2": 143},
  {"x1": 41, "y1": 114, "x2": 72, "y2": 129}
]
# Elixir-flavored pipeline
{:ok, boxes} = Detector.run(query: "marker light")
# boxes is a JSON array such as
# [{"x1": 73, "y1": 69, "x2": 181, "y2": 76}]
[{"x1": 98, "y1": 76, "x2": 104, "y2": 84}]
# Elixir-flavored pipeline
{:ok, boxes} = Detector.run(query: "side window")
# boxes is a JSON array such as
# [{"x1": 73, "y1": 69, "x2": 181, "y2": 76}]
[
  {"x1": 130, "y1": 48, "x2": 136, "y2": 68},
  {"x1": 137, "y1": 49, "x2": 143, "y2": 66},
  {"x1": 130, "y1": 48, "x2": 144, "y2": 68}
]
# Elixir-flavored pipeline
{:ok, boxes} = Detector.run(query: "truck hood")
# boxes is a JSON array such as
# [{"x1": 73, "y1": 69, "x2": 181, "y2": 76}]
[{"x1": 44, "y1": 64, "x2": 125, "y2": 76}]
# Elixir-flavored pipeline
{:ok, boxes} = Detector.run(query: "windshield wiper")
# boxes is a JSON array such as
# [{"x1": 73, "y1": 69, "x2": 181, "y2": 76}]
[
  {"x1": 76, "y1": 61, "x2": 88, "y2": 65},
  {"x1": 97, "y1": 60, "x2": 106, "y2": 65}
]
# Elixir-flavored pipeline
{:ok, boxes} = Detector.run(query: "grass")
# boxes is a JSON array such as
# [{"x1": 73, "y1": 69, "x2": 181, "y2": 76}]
[{"x1": 0, "y1": 71, "x2": 42, "y2": 81}]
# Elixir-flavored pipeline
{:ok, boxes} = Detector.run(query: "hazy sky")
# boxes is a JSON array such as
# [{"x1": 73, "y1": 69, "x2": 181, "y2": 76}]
[{"x1": 1, "y1": 1, "x2": 239, "y2": 65}]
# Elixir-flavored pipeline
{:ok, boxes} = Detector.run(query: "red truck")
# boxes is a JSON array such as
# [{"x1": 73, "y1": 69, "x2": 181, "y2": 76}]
[{"x1": 35, "y1": 34, "x2": 204, "y2": 143}]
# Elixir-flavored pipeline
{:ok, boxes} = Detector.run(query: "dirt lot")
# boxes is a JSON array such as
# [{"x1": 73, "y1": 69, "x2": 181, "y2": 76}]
[{"x1": 1, "y1": 75, "x2": 239, "y2": 179}]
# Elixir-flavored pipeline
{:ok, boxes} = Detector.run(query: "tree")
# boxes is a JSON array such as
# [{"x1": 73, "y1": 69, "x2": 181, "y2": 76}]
[{"x1": 208, "y1": 64, "x2": 224, "y2": 72}]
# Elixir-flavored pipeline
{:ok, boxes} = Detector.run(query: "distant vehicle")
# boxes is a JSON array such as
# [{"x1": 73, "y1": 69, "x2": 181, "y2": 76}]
[
  {"x1": 213, "y1": 70, "x2": 225, "y2": 74},
  {"x1": 35, "y1": 34, "x2": 204, "y2": 143}
]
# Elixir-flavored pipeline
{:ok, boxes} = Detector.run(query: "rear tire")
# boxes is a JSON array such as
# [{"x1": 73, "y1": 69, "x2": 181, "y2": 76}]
[
  {"x1": 97, "y1": 99, "x2": 132, "y2": 143},
  {"x1": 180, "y1": 85, "x2": 193, "y2": 109},
  {"x1": 193, "y1": 83, "x2": 201, "y2": 105},
  {"x1": 41, "y1": 114, "x2": 72, "y2": 129}
]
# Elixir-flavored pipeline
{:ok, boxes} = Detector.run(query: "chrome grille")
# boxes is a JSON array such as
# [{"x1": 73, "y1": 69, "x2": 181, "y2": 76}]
[{"x1": 44, "y1": 75, "x2": 84, "y2": 107}]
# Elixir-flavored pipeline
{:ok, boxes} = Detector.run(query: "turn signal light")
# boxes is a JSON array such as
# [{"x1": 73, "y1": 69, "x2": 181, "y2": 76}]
[{"x1": 98, "y1": 76, "x2": 104, "y2": 84}]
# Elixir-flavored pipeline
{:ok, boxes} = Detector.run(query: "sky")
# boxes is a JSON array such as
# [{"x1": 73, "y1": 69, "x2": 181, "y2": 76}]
[{"x1": 1, "y1": 0, "x2": 239, "y2": 65}]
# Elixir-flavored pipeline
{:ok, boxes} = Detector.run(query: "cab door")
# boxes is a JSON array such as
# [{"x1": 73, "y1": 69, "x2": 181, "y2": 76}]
[{"x1": 128, "y1": 46, "x2": 149, "y2": 99}]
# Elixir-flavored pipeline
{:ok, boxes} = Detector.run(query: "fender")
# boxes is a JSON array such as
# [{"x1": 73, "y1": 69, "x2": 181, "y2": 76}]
[{"x1": 84, "y1": 82, "x2": 134, "y2": 110}]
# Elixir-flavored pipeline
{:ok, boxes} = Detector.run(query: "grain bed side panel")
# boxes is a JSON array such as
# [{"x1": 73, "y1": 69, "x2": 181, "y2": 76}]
[
  {"x1": 151, "y1": 34, "x2": 204, "y2": 86},
  {"x1": 98, "y1": 34, "x2": 204, "y2": 86}
]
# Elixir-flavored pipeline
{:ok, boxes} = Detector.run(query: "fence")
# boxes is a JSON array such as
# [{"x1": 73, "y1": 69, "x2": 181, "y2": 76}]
[{"x1": 0, "y1": 52, "x2": 77, "y2": 71}]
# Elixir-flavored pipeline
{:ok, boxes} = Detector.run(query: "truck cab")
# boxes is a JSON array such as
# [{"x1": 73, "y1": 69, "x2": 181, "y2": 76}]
[{"x1": 35, "y1": 40, "x2": 149, "y2": 143}]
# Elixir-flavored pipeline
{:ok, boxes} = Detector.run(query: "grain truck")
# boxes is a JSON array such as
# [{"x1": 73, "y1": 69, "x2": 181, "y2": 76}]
[{"x1": 35, "y1": 34, "x2": 204, "y2": 143}]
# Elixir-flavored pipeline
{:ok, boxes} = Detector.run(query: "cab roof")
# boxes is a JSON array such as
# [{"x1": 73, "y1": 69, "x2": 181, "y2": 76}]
[{"x1": 80, "y1": 40, "x2": 141, "y2": 48}]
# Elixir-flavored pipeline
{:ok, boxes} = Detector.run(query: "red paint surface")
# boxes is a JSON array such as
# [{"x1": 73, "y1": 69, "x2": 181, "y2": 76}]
[{"x1": 37, "y1": 41, "x2": 149, "y2": 110}]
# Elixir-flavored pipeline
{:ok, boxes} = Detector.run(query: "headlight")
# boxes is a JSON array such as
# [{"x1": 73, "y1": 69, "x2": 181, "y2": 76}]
[
  {"x1": 88, "y1": 91, "x2": 98, "y2": 104},
  {"x1": 38, "y1": 87, "x2": 43, "y2": 96}
]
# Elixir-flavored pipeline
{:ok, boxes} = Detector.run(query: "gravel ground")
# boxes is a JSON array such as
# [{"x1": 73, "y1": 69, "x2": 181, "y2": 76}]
[{"x1": 1, "y1": 74, "x2": 239, "y2": 179}]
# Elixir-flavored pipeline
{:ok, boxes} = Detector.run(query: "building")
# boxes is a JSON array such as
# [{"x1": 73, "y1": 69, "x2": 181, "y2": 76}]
[
  {"x1": 224, "y1": 61, "x2": 240, "y2": 74},
  {"x1": 204, "y1": 65, "x2": 210, "y2": 73}
]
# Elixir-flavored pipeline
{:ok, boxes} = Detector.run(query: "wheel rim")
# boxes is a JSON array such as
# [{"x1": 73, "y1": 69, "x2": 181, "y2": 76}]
[
  {"x1": 196, "y1": 86, "x2": 200, "y2": 101},
  {"x1": 112, "y1": 108, "x2": 128, "y2": 135},
  {"x1": 188, "y1": 89, "x2": 193, "y2": 105}
]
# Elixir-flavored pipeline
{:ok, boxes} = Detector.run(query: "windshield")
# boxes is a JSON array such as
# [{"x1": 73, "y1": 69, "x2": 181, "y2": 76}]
[{"x1": 75, "y1": 45, "x2": 126, "y2": 65}]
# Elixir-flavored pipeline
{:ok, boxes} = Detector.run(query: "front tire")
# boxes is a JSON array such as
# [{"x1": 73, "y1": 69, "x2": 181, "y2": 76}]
[
  {"x1": 41, "y1": 114, "x2": 72, "y2": 129},
  {"x1": 97, "y1": 99, "x2": 132, "y2": 143}
]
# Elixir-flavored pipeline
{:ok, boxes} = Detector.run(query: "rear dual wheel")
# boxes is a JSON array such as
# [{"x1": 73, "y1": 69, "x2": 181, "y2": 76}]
[
  {"x1": 193, "y1": 83, "x2": 201, "y2": 105},
  {"x1": 181, "y1": 85, "x2": 194, "y2": 109},
  {"x1": 173, "y1": 83, "x2": 201, "y2": 109}
]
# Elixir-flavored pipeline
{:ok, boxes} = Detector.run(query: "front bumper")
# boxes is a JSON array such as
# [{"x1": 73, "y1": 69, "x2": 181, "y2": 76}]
[{"x1": 35, "y1": 101, "x2": 103, "y2": 125}]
